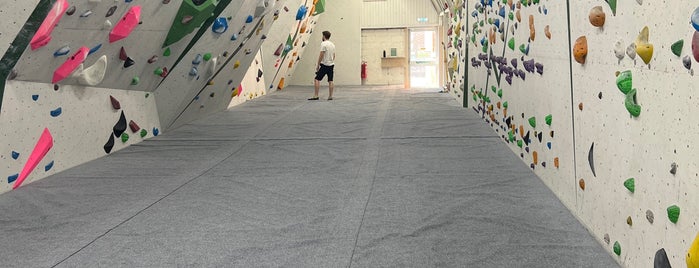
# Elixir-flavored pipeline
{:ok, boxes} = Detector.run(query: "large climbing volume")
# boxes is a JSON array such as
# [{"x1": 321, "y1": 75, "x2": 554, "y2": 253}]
[{"x1": 163, "y1": 0, "x2": 219, "y2": 47}]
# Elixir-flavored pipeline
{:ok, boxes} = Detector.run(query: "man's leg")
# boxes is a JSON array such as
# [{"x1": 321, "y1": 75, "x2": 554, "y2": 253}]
[
  {"x1": 328, "y1": 81, "x2": 334, "y2": 99},
  {"x1": 313, "y1": 79, "x2": 320, "y2": 97}
]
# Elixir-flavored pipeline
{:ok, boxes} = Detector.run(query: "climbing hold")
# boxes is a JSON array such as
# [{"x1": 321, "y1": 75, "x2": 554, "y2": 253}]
[
  {"x1": 163, "y1": 47, "x2": 171, "y2": 57},
  {"x1": 670, "y1": 162, "x2": 678, "y2": 175},
  {"x1": 667, "y1": 205, "x2": 680, "y2": 223},
  {"x1": 578, "y1": 103, "x2": 583, "y2": 111},
  {"x1": 684, "y1": 55, "x2": 692, "y2": 70},
  {"x1": 123, "y1": 57, "x2": 135, "y2": 68},
  {"x1": 672, "y1": 40, "x2": 684, "y2": 57},
  {"x1": 613, "y1": 241, "x2": 621, "y2": 256},
  {"x1": 30, "y1": 0, "x2": 69, "y2": 50},
  {"x1": 554, "y1": 157, "x2": 559, "y2": 168},
  {"x1": 189, "y1": 67, "x2": 198, "y2": 76},
  {"x1": 626, "y1": 216, "x2": 632, "y2": 226},
  {"x1": 80, "y1": 10, "x2": 93, "y2": 18},
  {"x1": 588, "y1": 143, "x2": 596, "y2": 177},
  {"x1": 212, "y1": 17, "x2": 228, "y2": 33},
  {"x1": 246, "y1": 15, "x2": 254, "y2": 23},
  {"x1": 103, "y1": 20, "x2": 113, "y2": 29},
  {"x1": 192, "y1": 54, "x2": 203, "y2": 65},
  {"x1": 77, "y1": 55, "x2": 108, "y2": 86},
  {"x1": 544, "y1": 115, "x2": 552, "y2": 126},
  {"x1": 598, "y1": 92, "x2": 603, "y2": 99},
  {"x1": 44, "y1": 161, "x2": 54, "y2": 172},
  {"x1": 106, "y1": 6, "x2": 117, "y2": 17},
  {"x1": 88, "y1": 44, "x2": 103, "y2": 56},
  {"x1": 605, "y1": 0, "x2": 617, "y2": 16},
  {"x1": 66, "y1": 6, "x2": 76, "y2": 16},
  {"x1": 654, "y1": 248, "x2": 671, "y2": 268},
  {"x1": 573, "y1": 36, "x2": 588, "y2": 64},
  {"x1": 624, "y1": 178, "x2": 635, "y2": 193},
  {"x1": 119, "y1": 47, "x2": 128, "y2": 61},
  {"x1": 231, "y1": 34, "x2": 238, "y2": 41},
  {"x1": 625, "y1": 88, "x2": 641, "y2": 117},
  {"x1": 8, "y1": 69, "x2": 18, "y2": 80},
  {"x1": 614, "y1": 40, "x2": 625, "y2": 61},
  {"x1": 113, "y1": 111, "x2": 127, "y2": 137},
  {"x1": 616, "y1": 70, "x2": 632, "y2": 94},
  {"x1": 646, "y1": 210, "x2": 654, "y2": 224},
  {"x1": 162, "y1": 0, "x2": 217, "y2": 46},
  {"x1": 519, "y1": 44, "x2": 529, "y2": 55},
  {"x1": 140, "y1": 129, "x2": 148, "y2": 138},
  {"x1": 544, "y1": 25, "x2": 551, "y2": 39},
  {"x1": 203, "y1": 53, "x2": 212, "y2": 61},
  {"x1": 110, "y1": 96, "x2": 121, "y2": 110},
  {"x1": 129, "y1": 120, "x2": 140, "y2": 132},
  {"x1": 13, "y1": 128, "x2": 53, "y2": 189},
  {"x1": 508, "y1": 38, "x2": 515, "y2": 50},
  {"x1": 528, "y1": 117, "x2": 536, "y2": 128},
  {"x1": 688, "y1": 233, "x2": 699, "y2": 267},
  {"x1": 234, "y1": 60, "x2": 241, "y2": 69},
  {"x1": 692, "y1": 7, "x2": 699, "y2": 32},
  {"x1": 50, "y1": 107, "x2": 62, "y2": 117},
  {"x1": 53, "y1": 46, "x2": 89, "y2": 84},
  {"x1": 635, "y1": 26, "x2": 653, "y2": 64},
  {"x1": 579, "y1": 179, "x2": 585, "y2": 190},
  {"x1": 296, "y1": 5, "x2": 308, "y2": 20},
  {"x1": 154, "y1": 68, "x2": 164, "y2": 75},
  {"x1": 8, "y1": 174, "x2": 18, "y2": 184},
  {"x1": 121, "y1": 133, "x2": 129, "y2": 143},
  {"x1": 11, "y1": 151, "x2": 19, "y2": 160},
  {"x1": 148, "y1": 55, "x2": 159, "y2": 64},
  {"x1": 160, "y1": 67, "x2": 169, "y2": 77},
  {"x1": 588, "y1": 6, "x2": 605, "y2": 27},
  {"x1": 604, "y1": 234, "x2": 610, "y2": 244},
  {"x1": 104, "y1": 134, "x2": 115, "y2": 154},
  {"x1": 109, "y1": 6, "x2": 141, "y2": 43},
  {"x1": 54, "y1": 84, "x2": 59, "y2": 91},
  {"x1": 131, "y1": 76, "x2": 140, "y2": 85},
  {"x1": 532, "y1": 151, "x2": 538, "y2": 165},
  {"x1": 153, "y1": 128, "x2": 160, "y2": 136},
  {"x1": 53, "y1": 46, "x2": 70, "y2": 57}
]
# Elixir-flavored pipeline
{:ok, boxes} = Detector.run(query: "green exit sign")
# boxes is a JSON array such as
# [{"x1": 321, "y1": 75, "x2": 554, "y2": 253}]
[{"x1": 417, "y1": 17, "x2": 428, "y2": 22}]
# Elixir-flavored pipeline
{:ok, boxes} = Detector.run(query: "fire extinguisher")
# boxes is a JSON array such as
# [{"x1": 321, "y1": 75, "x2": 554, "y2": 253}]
[{"x1": 361, "y1": 61, "x2": 367, "y2": 85}]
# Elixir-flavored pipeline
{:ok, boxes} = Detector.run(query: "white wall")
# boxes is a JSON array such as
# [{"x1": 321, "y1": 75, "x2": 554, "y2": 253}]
[
  {"x1": 290, "y1": 0, "x2": 361, "y2": 86},
  {"x1": 361, "y1": 28, "x2": 406, "y2": 86},
  {"x1": 361, "y1": 0, "x2": 440, "y2": 29}
]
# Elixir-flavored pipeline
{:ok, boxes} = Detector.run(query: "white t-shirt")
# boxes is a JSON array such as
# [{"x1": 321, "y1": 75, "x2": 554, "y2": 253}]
[{"x1": 320, "y1": 40, "x2": 335, "y2": 66}]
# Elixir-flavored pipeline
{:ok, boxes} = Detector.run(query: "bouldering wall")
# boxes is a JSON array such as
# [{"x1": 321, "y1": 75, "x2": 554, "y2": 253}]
[
  {"x1": 0, "y1": 0, "x2": 327, "y2": 194},
  {"x1": 465, "y1": 0, "x2": 699, "y2": 267},
  {"x1": 441, "y1": 0, "x2": 467, "y2": 100}
]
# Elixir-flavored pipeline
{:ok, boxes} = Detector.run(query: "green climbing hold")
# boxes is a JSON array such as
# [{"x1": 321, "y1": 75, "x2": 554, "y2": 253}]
[
  {"x1": 605, "y1": 0, "x2": 617, "y2": 16},
  {"x1": 140, "y1": 129, "x2": 148, "y2": 138},
  {"x1": 154, "y1": 68, "x2": 164, "y2": 75},
  {"x1": 508, "y1": 131, "x2": 515, "y2": 142},
  {"x1": 163, "y1": 0, "x2": 219, "y2": 47},
  {"x1": 519, "y1": 44, "x2": 527, "y2": 55},
  {"x1": 545, "y1": 115, "x2": 552, "y2": 126},
  {"x1": 492, "y1": 86, "x2": 497, "y2": 93},
  {"x1": 528, "y1": 117, "x2": 536, "y2": 128},
  {"x1": 616, "y1": 70, "x2": 632, "y2": 94},
  {"x1": 508, "y1": 38, "x2": 515, "y2": 50},
  {"x1": 624, "y1": 178, "x2": 635, "y2": 193},
  {"x1": 667, "y1": 205, "x2": 680, "y2": 223},
  {"x1": 503, "y1": 101, "x2": 508, "y2": 109},
  {"x1": 625, "y1": 88, "x2": 641, "y2": 117},
  {"x1": 497, "y1": 89, "x2": 503, "y2": 98},
  {"x1": 121, "y1": 133, "x2": 129, "y2": 143},
  {"x1": 517, "y1": 140, "x2": 523, "y2": 148},
  {"x1": 671, "y1": 40, "x2": 684, "y2": 57},
  {"x1": 203, "y1": 53, "x2": 212, "y2": 61},
  {"x1": 509, "y1": 12, "x2": 514, "y2": 21},
  {"x1": 163, "y1": 47, "x2": 171, "y2": 57},
  {"x1": 131, "y1": 76, "x2": 140, "y2": 85},
  {"x1": 613, "y1": 241, "x2": 621, "y2": 256},
  {"x1": 473, "y1": 93, "x2": 477, "y2": 102},
  {"x1": 145, "y1": 93, "x2": 150, "y2": 98},
  {"x1": 482, "y1": 42, "x2": 488, "y2": 53}
]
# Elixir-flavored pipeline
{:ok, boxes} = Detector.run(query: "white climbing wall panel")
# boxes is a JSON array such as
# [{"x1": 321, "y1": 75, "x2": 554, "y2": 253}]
[{"x1": 0, "y1": 0, "x2": 42, "y2": 58}]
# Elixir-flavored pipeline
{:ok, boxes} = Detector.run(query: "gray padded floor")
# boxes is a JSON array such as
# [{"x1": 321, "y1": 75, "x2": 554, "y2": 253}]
[{"x1": 0, "y1": 86, "x2": 618, "y2": 267}]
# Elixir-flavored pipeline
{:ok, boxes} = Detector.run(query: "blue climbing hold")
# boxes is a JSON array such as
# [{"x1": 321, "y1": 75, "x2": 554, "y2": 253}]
[
  {"x1": 498, "y1": 7, "x2": 506, "y2": 18},
  {"x1": 246, "y1": 15, "x2": 254, "y2": 23},
  {"x1": 7, "y1": 174, "x2": 18, "y2": 184},
  {"x1": 32, "y1": 95, "x2": 39, "y2": 101},
  {"x1": 53, "y1": 46, "x2": 70, "y2": 57},
  {"x1": 212, "y1": 17, "x2": 228, "y2": 34},
  {"x1": 192, "y1": 54, "x2": 202, "y2": 65},
  {"x1": 50, "y1": 107, "x2": 62, "y2": 117},
  {"x1": 189, "y1": 67, "x2": 198, "y2": 76},
  {"x1": 231, "y1": 33, "x2": 238, "y2": 41},
  {"x1": 45, "y1": 161, "x2": 54, "y2": 171},
  {"x1": 153, "y1": 128, "x2": 159, "y2": 136},
  {"x1": 692, "y1": 7, "x2": 699, "y2": 32},
  {"x1": 194, "y1": 95, "x2": 200, "y2": 101},
  {"x1": 125, "y1": 0, "x2": 133, "y2": 2},
  {"x1": 296, "y1": 6, "x2": 307, "y2": 20},
  {"x1": 88, "y1": 43, "x2": 103, "y2": 55},
  {"x1": 547, "y1": 142, "x2": 552, "y2": 149},
  {"x1": 11, "y1": 151, "x2": 19, "y2": 160}
]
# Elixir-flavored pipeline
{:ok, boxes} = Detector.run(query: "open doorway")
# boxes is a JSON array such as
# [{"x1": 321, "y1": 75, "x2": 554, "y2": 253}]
[{"x1": 409, "y1": 28, "x2": 439, "y2": 88}]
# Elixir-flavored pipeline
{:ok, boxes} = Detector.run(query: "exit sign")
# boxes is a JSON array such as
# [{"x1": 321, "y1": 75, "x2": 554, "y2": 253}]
[{"x1": 417, "y1": 17, "x2": 428, "y2": 22}]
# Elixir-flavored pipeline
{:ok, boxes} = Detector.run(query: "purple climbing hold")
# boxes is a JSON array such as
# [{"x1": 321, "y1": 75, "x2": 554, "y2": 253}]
[
  {"x1": 523, "y1": 59, "x2": 535, "y2": 73},
  {"x1": 535, "y1": 63, "x2": 543, "y2": 75},
  {"x1": 511, "y1": 58, "x2": 518, "y2": 68}
]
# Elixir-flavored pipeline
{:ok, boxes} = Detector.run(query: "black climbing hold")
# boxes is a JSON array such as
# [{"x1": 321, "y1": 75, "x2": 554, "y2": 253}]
[
  {"x1": 523, "y1": 131, "x2": 531, "y2": 146},
  {"x1": 106, "y1": 6, "x2": 117, "y2": 17},
  {"x1": 54, "y1": 84, "x2": 60, "y2": 91},
  {"x1": 104, "y1": 134, "x2": 115, "y2": 154},
  {"x1": 113, "y1": 111, "x2": 127, "y2": 137},
  {"x1": 124, "y1": 57, "x2": 135, "y2": 68},
  {"x1": 598, "y1": 92, "x2": 603, "y2": 99},
  {"x1": 537, "y1": 132, "x2": 543, "y2": 142},
  {"x1": 588, "y1": 143, "x2": 596, "y2": 177},
  {"x1": 654, "y1": 248, "x2": 671, "y2": 268}
]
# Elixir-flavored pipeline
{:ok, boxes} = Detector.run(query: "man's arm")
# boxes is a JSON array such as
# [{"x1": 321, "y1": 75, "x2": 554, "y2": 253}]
[{"x1": 317, "y1": 51, "x2": 325, "y2": 70}]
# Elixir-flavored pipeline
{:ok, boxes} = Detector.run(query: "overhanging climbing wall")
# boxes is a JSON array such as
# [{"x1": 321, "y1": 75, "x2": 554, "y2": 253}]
[
  {"x1": 465, "y1": 0, "x2": 699, "y2": 267},
  {"x1": 0, "y1": 0, "x2": 328, "y2": 194}
]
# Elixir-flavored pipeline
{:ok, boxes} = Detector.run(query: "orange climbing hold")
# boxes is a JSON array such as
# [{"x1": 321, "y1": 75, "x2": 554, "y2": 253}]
[
  {"x1": 579, "y1": 179, "x2": 585, "y2": 190},
  {"x1": 532, "y1": 151, "x2": 538, "y2": 165},
  {"x1": 278, "y1": 78, "x2": 285, "y2": 90},
  {"x1": 574, "y1": 36, "x2": 588, "y2": 64},
  {"x1": 554, "y1": 157, "x2": 559, "y2": 168},
  {"x1": 529, "y1": 15, "x2": 535, "y2": 41}
]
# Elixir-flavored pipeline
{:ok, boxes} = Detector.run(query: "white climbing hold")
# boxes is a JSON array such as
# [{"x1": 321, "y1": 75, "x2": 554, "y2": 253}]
[
  {"x1": 614, "y1": 40, "x2": 625, "y2": 61},
  {"x1": 103, "y1": 20, "x2": 113, "y2": 29},
  {"x1": 626, "y1": 43, "x2": 637, "y2": 60},
  {"x1": 77, "y1": 55, "x2": 108, "y2": 86},
  {"x1": 208, "y1": 57, "x2": 218, "y2": 78}
]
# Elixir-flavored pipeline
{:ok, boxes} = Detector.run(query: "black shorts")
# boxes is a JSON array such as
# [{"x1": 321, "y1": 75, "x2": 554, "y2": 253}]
[{"x1": 315, "y1": 64, "x2": 334, "y2": 82}]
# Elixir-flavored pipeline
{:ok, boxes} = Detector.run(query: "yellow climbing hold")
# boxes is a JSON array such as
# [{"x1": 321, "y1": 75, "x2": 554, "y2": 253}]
[
  {"x1": 635, "y1": 26, "x2": 654, "y2": 64},
  {"x1": 687, "y1": 232, "x2": 699, "y2": 268},
  {"x1": 234, "y1": 60, "x2": 240, "y2": 69}
]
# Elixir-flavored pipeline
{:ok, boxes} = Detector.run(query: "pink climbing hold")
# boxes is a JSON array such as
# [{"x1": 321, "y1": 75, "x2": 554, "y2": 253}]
[
  {"x1": 52, "y1": 46, "x2": 89, "y2": 84},
  {"x1": 109, "y1": 6, "x2": 141, "y2": 43},
  {"x1": 13, "y1": 128, "x2": 53, "y2": 189},
  {"x1": 30, "y1": 0, "x2": 69, "y2": 50},
  {"x1": 693, "y1": 31, "x2": 699, "y2": 63}
]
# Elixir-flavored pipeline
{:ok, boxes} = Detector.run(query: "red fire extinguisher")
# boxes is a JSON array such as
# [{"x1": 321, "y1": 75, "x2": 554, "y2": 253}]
[{"x1": 361, "y1": 61, "x2": 367, "y2": 85}]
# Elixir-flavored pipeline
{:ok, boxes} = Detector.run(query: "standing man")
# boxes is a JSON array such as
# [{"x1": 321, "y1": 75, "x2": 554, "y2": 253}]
[{"x1": 309, "y1": 31, "x2": 336, "y2": 100}]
